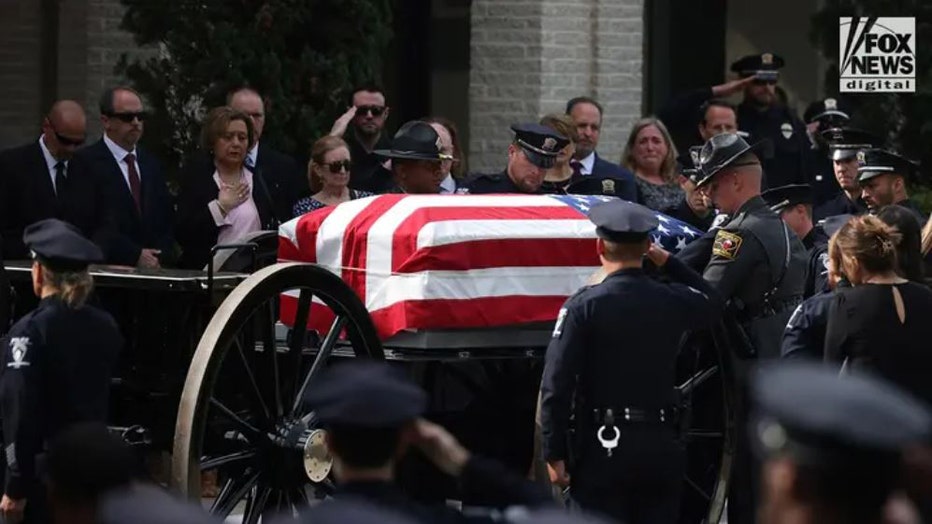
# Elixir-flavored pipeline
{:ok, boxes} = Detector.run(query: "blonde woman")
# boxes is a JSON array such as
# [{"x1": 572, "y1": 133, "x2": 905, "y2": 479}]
[
  {"x1": 621, "y1": 117, "x2": 683, "y2": 212},
  {"x1": 293, "y1": 136, "x2": 373, "y2": 215}
]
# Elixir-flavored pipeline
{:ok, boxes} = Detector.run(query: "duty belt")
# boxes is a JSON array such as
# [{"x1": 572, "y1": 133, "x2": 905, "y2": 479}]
[
  {"x1": 590, "y1": 406, "x2": 679, "y2": 425},
  {"x1": 741, "y1": 295, "x2": 802, "y2": 322}
]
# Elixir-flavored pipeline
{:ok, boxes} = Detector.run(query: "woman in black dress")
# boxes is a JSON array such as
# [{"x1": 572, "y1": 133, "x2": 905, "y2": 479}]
[{"x1": 824, "y1": 215, "x2": 932, "y2": 408}]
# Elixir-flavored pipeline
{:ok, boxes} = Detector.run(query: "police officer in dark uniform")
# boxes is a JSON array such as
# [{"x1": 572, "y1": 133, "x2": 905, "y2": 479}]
[
  {"x1": 373, "y1": 121, "x2": 446, "y2": 194},
  {"x1": 751, "y1": 362, "x2": 932, "y2": 524},
  {"x1": 690, "y1": 132, "x2": 808, "y2": 524},
  {"x1": 303, "y1": 360, "x2": 552, "y2": 524},
  {"x1": 463, "y1": 124, "x2": 568, "y2": 194},
  {"x1": 761, "y1": 184, "x2": 830, "y2": 297},
  {"x1": 539, "y1": 199, "x2": 723, "y2": 524},
  {"x1": 730, "y1": 53, "x2": 810, "y2": 190},
  {"x1": 812, "y1": 127, "x2": 877, "y2": 221},
  {"x1": 781, "y1": 214, "x2": 853, "y2": 361},
  {"x1": 802, "y1": 98, "x2": 851, "y2": 206},
  {"x1": 857, "y1": 148, "x2": 926, "y2": 225},
  {"x1": 0, "y1": 219, "x2": 123, "y2": 524}
]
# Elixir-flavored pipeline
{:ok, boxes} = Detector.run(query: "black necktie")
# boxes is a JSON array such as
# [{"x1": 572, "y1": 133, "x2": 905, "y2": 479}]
[{"x1": 54, "y1": 161, "x2": 66, "y2": 197}]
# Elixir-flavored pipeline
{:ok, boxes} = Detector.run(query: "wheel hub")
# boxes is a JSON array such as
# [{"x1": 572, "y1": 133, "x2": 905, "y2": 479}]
[{"x1": 301, "y1": 429, "x2": 332, "y2": 482}]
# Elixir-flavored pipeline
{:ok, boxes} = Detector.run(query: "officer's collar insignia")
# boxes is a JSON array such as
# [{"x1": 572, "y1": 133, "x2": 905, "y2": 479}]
[
  {"x1": 542, "y1": 137, "x2": 557, "y2": 152},
  {"x1": 857, "y1": 150, "x2": 866, "y2": 165},
  {"x1": 8, "y1": 337, "x2": 30, "y2": 369},
  {"x1": 712, "y1": 230, "x2": 743, "y2": 260},
  {"x1": 825, "y1": 98, "x2": 837, "y2": 110},
  {"x1": 762, "y1": 53, "x2": 773, "y2": 65},
  {"x1": 602, "y1": 179, "x2": 615, "y2": 194},
  {"x1": 781, "y1": 122, "x2": 793, "y2": 140}
]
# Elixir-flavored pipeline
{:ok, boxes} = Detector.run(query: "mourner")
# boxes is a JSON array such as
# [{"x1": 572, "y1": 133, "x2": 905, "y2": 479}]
[
  {"x1": 690, "y1": 132, "x2": 808, "y2": 524},
  {"x1": 292, "y1": 136, "x2": 373, "y2": 215},
  {"x1": 752, "y1": 362, "x2": 932, "y2": 524},
  {"x1": 812, "y1": 127, "x2": 876, "y2": 221},
  {"x1": 463, "y1": 124, "x2": 568, "y2": 194},
  {"x1": 856, "y1": 149, "x2": 925, "y2": 224},
  {"x1": 761, "y1": 184, "x2": 829, "y2": 297},
  {"x1": 539, "y1": 199, "x2": 722, "y2": 524},
  {"x1": 621, "y1": 118, "x2": 685, "y2": 212},
  {"x1": 564, "y1": 97, "x2": 638, "y2": 201},
  {"x1": 374, "y1": 121, "x2": 446, "y2": 194},
  {"x1": 0, "y1": 219, "x2": 123, "y2": 524},
  {"x1": 823, "y1": 215, "x2": 932, "y2": 409},
  {"x1": 802, "y1": 98, "x2": 851, "y2": 206},
  {"x1": 303, "y1": 360, "x2": 552, "y2": 524}
]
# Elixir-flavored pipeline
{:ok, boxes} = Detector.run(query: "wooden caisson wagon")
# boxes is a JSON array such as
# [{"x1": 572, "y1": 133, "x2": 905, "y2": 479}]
[{"x1": 4, "y1": 194, "x2": 737, "y2": 523}]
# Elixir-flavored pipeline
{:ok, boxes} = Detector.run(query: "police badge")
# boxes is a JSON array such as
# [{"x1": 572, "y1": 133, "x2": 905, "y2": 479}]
[
  {"x1": 601, "y1": 179, "x2": 616, "y2": 194},
  {"x1": 781, "y1": 122, "x2": 793, "y2": 140},
  {"x1": 542, "y1": 137, "x2": 558, "y2": 152}
]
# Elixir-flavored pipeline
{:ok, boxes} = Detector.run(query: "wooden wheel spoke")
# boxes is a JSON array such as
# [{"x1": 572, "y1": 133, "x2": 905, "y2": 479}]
[
  {"x1": 290, "y1": 315, "x2": 347, "y2": 417},
  {"x1": 200, "y1": 449, "x2": 258, "y2": 471},
  {"x1": 210, "y1": 397, "x2": 263, "y2": 438},
  {"x1": 213, "y1": 469, "x2": 260, "y2": 518}
]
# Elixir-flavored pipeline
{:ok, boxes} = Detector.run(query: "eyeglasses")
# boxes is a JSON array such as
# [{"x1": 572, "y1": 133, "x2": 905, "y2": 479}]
[
  {"x1": 106, "y1": 112, "x2": 147, "y2": 123},
  {"x1": 324, "y1": 160, "x2": 352, "y2": 173},
  {"x1": 356, "y1": 105, "x2": 385, "y2": 117},
  {"x1": 46, "y1": 120, "x2": 85, "y2": 147}
]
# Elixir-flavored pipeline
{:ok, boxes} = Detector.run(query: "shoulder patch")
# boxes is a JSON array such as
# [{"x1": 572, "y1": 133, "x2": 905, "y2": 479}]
[
  {"x1": 712, "y1": 230, "x2": 743, "y2": 260},
  {"x1": 7, "y1": 337, "x2": 31, "y2": 369}
]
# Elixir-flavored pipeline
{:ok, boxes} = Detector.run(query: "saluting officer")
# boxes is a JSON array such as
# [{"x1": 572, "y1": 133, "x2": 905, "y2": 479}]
[
  {"x1": 730, "y1": 53, "x2": 809, "y2": 190},
  {"x1": 856, "y1": 148, "x2": 926, "y2": 224},
  {"x1": 0, "y1": 219, "x2": 123, "y2": 524},
  {"x1": 802, "y1": 98, "x2": 852, "y2": 206},
  {"x1": 761, "y1": 184, "x2": 830, "y2": 297},
  {"x1": 812, "y1": 127, "x2": 877, "y2": 221},
  {"x1": 463, "y1": 124, "x2": 568, "y2": 194},
  {"x1": 539, "y1": 199, "x2": 722, "y2": 524}
]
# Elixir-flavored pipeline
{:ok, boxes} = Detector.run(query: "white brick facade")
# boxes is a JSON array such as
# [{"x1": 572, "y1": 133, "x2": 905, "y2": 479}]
[{"x1": 468, "y1": 0, "x2": 644, "y2": 172}]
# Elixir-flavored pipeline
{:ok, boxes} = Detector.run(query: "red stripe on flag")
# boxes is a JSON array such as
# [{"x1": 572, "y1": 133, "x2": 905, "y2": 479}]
[
  {"x1": 391, "y1": 205, "x2": 586, "y2": 272},
  {"x1": 395, "y1": 238, "x2": 599, "y2": 273},
  {"x1": 288, "y1": 206, "x2": 340, "y2": 263},
  {"x1": 340, "y1": 195, "x2": 406, "y2": 303}
]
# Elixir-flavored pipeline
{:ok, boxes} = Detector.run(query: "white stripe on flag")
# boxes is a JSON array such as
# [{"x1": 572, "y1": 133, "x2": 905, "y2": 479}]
[
  {"x1": 314, "y1": 197, "x2": 377, "y2": 274},
  {"x1": 416, "y1": 219, "x2": 596, "y2": 249},
  {"x1": 278, "y1": 216, "x2": 299, "y2": 248}
]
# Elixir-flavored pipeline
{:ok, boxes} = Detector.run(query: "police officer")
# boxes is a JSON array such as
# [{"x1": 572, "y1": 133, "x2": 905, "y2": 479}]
[
  {"x1": 802, "y1": 98, "x2": 852, "y2": 206},
  {"x1": 463, "y1": 124, "x2": 568, "y2": 194},
  {"x1": 761, "y1": 184, "x2": 830, "y2": 297},
  {"x1": 539, "y1": 199, "x2": 722, "y2": 524},
  {"x1": 752, "y1": 362, "x2": 932, "y2": 524},
  {"x1": 857, "y1": 148, "x2": 926, "y2": 224},
  {"x1": 730, "y1": 53, "x2": 809, "y2": 190},
  {"x1": 303, "y1": 360, "x2": 552, "y2": 524},
  {"x1": 373, "y1": 120, "x2": 446, "y2": 194},
  {"x1": 812, "y1": 127, "x2": 877, "y2": 221},
  {"x1": 0, "y1": 219, "x2": 123, "y2": 524}
]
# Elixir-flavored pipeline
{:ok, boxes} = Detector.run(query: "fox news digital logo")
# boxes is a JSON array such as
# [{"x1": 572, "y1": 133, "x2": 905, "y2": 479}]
[{"x1": 840, "y1": 17, "x2": 915, "y2": 93}]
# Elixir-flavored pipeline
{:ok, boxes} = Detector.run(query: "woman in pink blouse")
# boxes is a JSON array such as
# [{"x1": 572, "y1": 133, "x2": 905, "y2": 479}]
[{"x1": 176, "y1": 107, "x2": 276, "y2": 269}]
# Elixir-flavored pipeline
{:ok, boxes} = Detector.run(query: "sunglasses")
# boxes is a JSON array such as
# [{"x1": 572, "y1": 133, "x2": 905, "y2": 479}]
[
  {"x1": 106, "y1": 112, "x2": 147, "y2": 123},
  {"x1": 356, "y1": 105, "x2": 385, "y2": 117},
  {"x1": 324, "y1": 160, "x2": 352, "y2": 173},
  {"x1": 46, "y1": 120, "x2": 85, "y2": 147}
]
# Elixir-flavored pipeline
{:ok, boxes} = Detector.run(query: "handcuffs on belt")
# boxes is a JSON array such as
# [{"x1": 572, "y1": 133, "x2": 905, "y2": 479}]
[{"x1": 596, "y1": 408, "x2": 620, "y2": 457}]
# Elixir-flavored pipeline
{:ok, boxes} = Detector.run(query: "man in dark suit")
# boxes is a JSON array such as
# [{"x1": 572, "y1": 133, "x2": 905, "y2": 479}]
[
  {"x1": 227, "y1": 86, "x2": 305, "y2": 224},
  {"x1": 77, "y1": 87, "x2": 174, "y2": 268},
  {"x1": 564, "y1": 97, "x2": 638, "y2": 202},
  {"x1": 0, "y1": 101, "x2": 109, "y2": 261}
]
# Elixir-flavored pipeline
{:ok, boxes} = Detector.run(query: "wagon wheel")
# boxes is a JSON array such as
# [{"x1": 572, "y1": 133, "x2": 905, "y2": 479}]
[
  {"x1": 171, "y1": 262, "x2": 382, "y2": 521},
  {"x1": 675, "y1": 321, "x2": 737, "y2": 524}
]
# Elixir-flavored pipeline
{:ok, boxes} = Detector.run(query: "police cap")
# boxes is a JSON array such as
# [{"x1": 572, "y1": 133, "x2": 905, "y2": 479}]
[
  {"x1": 730, "y1": 52, "x2": 785, "y2": 79},
  {"x1": 511, "y1": 123, "x2": 569, "y2": 169},
  {"x1": 303, "y1": 361, "x2": 427, "y2": 428},
  {"x1": 761, "y1": 184, "x2": 814, "y2": 213},
  {"x1": 817, "y1": 213, "x2": 854, "y2": 238},
  {"x1": 694, "y1": 133, "x2": 770, "y2": 187},
  {"x1": 820, "y1": 127, "x2": 881, "y2": 161},
  {"x1": 100, "y1": 484, "x2": 222, "y2": 524},
  {"x1": 23, "y1": 218, "x2": 103, "y2": 271},
  {"x1": 803, "y1": 97, "x2": 850, "y2": 126},
  {"x1": 587, "y1": 199, "x2": 658, "y2": 244},
  {"x1": 856, "y1": 148, "x2": 919, "y2": 183},
  {"x1": 374, "y1": 121, "x2": 443, "y2": 162},
  {"x1": 751, "y1": 361, "x2": 932, "y2": 466}
]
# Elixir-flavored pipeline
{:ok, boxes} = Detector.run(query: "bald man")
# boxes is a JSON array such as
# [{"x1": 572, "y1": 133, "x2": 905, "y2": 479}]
[{"x1": 0, "y1": 101, "x2": 110, "y2": 260}]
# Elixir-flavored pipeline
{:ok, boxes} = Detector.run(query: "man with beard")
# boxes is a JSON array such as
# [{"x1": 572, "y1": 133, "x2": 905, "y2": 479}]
[
  {"x1": 802, "y1": 98, "x2": 851, "y2": 206},
  {"x1": 463, "y1": 124, "x2": 568, "y2": 194},
  {"x1": 731, "y1": 53, "x2": 810, "y2": 190},
  {"x1": 330, "y1": 84, "x2": 393, "y2": 193},
  {"x1": 813, "y1": 127, "x2": 877, "y2": 221},
  {"x1": 857, "y1": 149, "x2": 925, "y2": 224}
]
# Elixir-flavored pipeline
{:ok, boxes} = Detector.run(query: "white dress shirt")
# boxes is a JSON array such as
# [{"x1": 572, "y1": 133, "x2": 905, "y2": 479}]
[
  {"x1": 576, "y1": 151, "x2": 596, "y2": 176},
  {"x1": 103, "y1": 134, "x2": 141, "y2": 192}
]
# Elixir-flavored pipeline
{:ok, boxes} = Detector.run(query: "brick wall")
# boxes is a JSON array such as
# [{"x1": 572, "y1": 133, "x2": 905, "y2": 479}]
[
  {"x1": 468, "y1": 0, "x2": 644, "y2": 171},
  {"x1": 0, "y1": 0, "x2": 44, "y2": 148}
]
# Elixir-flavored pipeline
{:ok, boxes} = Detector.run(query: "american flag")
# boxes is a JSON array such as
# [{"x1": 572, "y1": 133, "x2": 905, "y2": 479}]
[{"x1": 278, "y1": 194, "x2": 703, "y2": 340}]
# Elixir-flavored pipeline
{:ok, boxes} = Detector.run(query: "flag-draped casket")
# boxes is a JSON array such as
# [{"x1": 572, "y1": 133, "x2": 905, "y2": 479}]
[{"x1": 277, "y1": 194, "x2": 702, "y2": 340}]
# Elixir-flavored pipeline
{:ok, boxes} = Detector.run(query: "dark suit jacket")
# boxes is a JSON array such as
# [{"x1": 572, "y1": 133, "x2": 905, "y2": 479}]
[
  {"x1": 253, "y1": 143, "x2": 305, "y2": 224},
  {"x1": 77, "y1": 139, "x2": 175, "y2": 266},
  {"x1": 174, "y1": 153, "x2": 277, "y2": 270},
  {"x1": 590, "y1": 153, "x2": 638, "y2": 202},
  {"x1": 0, "y1": 140, "x2": 110, "y2": 260}
]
